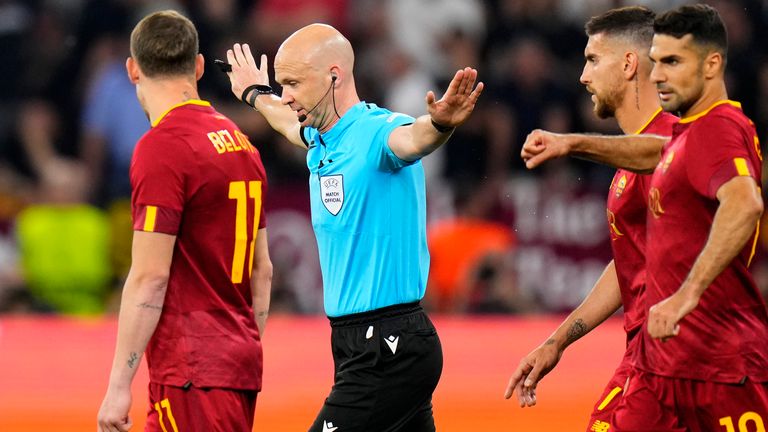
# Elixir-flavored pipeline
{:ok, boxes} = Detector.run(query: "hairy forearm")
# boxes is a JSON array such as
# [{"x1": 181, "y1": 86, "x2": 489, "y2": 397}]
[
  {"x1": 681, "y1": 183, "x2": 763, "y2": 299},
  {"x1": 546, "y1": 261, "x2": 622, "y2": 351},
  {"x1": 252, "y1": 94, "x2": 301, "y2": 143},
  {"x1": 107, "y1": 272, "x2": 167, "y2": 390},
  {"x1": 568, "y1": 134, "x2": 667, "y2": 173}
]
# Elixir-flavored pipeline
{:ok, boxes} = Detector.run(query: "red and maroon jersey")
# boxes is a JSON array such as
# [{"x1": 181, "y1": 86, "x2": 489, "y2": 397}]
[
  {"x1": 606, "y1": 109, "x2": 677, "y2": 337},
  {"x1": 131, "y1": 100, "x2": 268, "y2": 390},
  {"x1": 637, "y1": 100, "x2": 768, "y2": 383}
]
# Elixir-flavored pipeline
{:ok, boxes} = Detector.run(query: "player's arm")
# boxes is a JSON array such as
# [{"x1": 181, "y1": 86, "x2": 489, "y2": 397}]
[
  {"x1": 647, "y1": 176, "x2": 763, "y2": 339},
  {"x1": 251, "y1": 228, "x2": 273, "y2": 336},
  {"x1": 226, "y1": 43, "x2": 305, "y2": 148},
  {"x1": 388, "y1": 67, "x2": 484, "y2": 161},
  {"x1": 521, "y1": 130, "x2": 668, "y2": 173},
  {"x1": 505, "y1": 261, "x2": 622, "y2": 407},
  {"x1": 98, "y1": 231, "x2": 175, "y2": 432}
]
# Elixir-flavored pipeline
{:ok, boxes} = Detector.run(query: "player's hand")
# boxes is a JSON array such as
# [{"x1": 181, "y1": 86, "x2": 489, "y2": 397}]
[
  {"x1": 647, "y1": 289, "x2": 700, "y2": 340},
  {"x1": 226, "y1": 43, "x2": 270, "y2": 101},
  {"x1": 97, "y1": 386, "x2": 133, "y2": 432},
  {"x1": 426, "y1": 67, "x2": 484, "y2": 128},
  {"x1": 504, "y1": 341, "x2": 563, "y2": 407},
  {"x1": 520, "y1": 129, "x2": 572, "y2": 169}
]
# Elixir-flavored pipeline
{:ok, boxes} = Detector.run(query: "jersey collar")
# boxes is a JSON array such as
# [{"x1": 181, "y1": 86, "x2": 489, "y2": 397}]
[
  {"x1": 152, "y1": 99, "x2": 211, "y2": 127},
  {"x1": 678, "y1": 100, "x2": 741, "y2": 124},
  {"x1": 633, "y1": 107, "x2": 663, "y2": 134}
]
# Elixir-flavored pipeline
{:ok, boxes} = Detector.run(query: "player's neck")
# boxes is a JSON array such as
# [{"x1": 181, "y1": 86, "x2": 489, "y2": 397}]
[
  {"x1": 679, "y1": 80, "x2": 728, "y2": 119},
  {"x1": 143, "y1": 79, "x2": 201, "y2": 126},
  {"x1": 615, "y1": 79, "x2": 662, "y2": 134}
]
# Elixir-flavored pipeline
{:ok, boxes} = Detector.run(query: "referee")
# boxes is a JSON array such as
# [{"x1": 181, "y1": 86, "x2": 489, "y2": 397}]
[{"x1": 225, "y1": 23, "x2": 483, "y2": 431}]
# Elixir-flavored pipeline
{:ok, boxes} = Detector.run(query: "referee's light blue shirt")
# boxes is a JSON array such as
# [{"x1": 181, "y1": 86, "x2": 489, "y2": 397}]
[{"x1": 301, "y1": 102, "x2": 429, "y2": 317}]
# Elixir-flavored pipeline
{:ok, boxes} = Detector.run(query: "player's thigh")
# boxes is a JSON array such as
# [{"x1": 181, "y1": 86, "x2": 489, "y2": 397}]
[
  {"x1": 146, "y1": 382, "x2": 257, "y2": 432},
  {"x1": 610, "y1": 371, "x2": 686, "y2": 432},
  {"x1": 682, "y1": 380, "x2": 768, "y2": 432}
]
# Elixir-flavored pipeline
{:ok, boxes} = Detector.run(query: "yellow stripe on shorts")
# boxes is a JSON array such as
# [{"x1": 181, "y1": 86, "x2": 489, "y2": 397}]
[
  {"x1": 144, "y1": 205, "x2": 157, "y2": 232},
  {"x1": 597, "y1": 386, "x2": 622, "y2": 411},
  {"x1": 734, "y1": 158, "x2": 750, "y2": 176}
]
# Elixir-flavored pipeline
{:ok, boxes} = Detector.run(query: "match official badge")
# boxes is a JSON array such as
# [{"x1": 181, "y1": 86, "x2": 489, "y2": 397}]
[{"x1": 320, "y1": 174, "x2": 344, "y2": 216}]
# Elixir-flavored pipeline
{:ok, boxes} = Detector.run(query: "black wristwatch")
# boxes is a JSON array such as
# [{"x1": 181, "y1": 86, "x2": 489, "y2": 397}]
[{"x1": 241, "y1": 84, "x2": 273, "y2": 108}]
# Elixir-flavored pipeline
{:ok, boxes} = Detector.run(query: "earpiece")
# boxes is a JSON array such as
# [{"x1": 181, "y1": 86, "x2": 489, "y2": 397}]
[{"x1": 331, "y1": 75, "x2": 337, "y2": 81}]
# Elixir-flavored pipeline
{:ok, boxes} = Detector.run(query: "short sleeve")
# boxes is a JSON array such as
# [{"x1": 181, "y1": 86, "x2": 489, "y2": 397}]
[
  {"x1": 130, "y1": 130, "x2": 189, "y2": 234},
  {"x1": 373, "y1": 112, "x2": 415, "y2": 171},
  {"x1": 685, "y1": 114, "x2": 758, "y2": 199}
]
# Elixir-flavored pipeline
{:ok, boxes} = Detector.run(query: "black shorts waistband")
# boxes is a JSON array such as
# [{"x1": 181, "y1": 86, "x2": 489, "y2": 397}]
[{"x1": 329, "y1": 301, "x2": 422, "y2": 327}]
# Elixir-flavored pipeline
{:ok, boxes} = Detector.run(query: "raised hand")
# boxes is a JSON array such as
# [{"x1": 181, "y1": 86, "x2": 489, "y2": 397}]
[
  {"x1": 226, "y1": 43, "x2": 270, "y2": 101},
  {"x1": 427, "y1": 67, "x2": 484, "y2": 128}
]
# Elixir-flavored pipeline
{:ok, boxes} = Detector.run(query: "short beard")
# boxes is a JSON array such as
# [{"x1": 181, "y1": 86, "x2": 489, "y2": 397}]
[{"x1": 593, "y1": 84, "x2": 624, "y2": 119}]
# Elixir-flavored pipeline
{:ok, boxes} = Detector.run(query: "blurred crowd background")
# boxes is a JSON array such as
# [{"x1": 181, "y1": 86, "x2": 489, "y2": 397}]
[{"x1": 1, "y1": 0, "x2": 767, "y2": 316}]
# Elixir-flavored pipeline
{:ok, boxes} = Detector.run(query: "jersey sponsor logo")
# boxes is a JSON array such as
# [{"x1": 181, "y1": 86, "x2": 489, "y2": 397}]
[
  {"x1": 323, "y1": 420, "x2": 339, "y2": 432},
  {"x1": 590, "y1": 420, "x2": 610, "y2": 432},
  {"x1": 754, "y1": 135, "x2": 763, "y2": 161},
  {"x1": 320, "y1": 175, "x2": 344, "y2": 216},
  {"x1": 614, "y1": 175, "x2": 627, "y2": 198},
  {"x1": 385, "y1": 335, "x2": 399, "y2": 354},
  {"x1": 648, "y1": 187, "x2": 665, "y2": 219}
]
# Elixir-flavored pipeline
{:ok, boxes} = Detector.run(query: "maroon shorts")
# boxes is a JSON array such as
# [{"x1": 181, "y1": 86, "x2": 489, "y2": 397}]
[
  {"x1": 611, "y1": 370, "x2": 768, "y2": 432},
  {"x1": 584, "y1": 335, "x2": 637, "y2": 432},
  {"x1": 145, "y1": 382, "x2": 258, "y2": 432}
]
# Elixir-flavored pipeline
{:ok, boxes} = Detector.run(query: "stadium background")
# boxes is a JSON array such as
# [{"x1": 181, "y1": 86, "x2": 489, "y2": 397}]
[{"x1": 0, "y1": 0, "x2": 766, "y2": 430}]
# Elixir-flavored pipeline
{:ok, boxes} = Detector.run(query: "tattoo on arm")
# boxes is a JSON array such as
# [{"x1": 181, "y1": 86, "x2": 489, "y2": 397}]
[
  {"x1": 565, "y1": 319, "x2": 588, "y2": 345},
  {"x1": 137, "y1": 302, "x2": 162, "y2": 311},
  {"x1": 127, "y1": 352, "x2": 139, "y2": 369},
  {"x1": 544, "y1": 339, "x2": 556, "y2": 345},
  {"x1": 256, "y1": 311, "x2": 268, "y2": 318}
]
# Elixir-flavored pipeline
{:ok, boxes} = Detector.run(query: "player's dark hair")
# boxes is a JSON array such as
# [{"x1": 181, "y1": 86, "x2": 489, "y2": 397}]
[
  {"x1": 130, "y1": 10, "x2": 198, "y2": 78},
  {"x1": 654, "y1": 4, "x2": 727, "y2": 60},
  {"x1": 585, "y1": 6, "x2": 655, "y2": 48}
]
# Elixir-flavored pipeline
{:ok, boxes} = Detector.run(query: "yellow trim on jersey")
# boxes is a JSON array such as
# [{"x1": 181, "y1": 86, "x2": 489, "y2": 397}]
[
  {"x1": 678, "y1": 100, "x2": 741, "y2": 124},
  {"x1": 633, "y1": 107, "x2": 663, "y2": 135},
  {"x1": 152, "y1": 99, "x2": 212, "y2": 127},
  {"x1": 734, "y1": 158, "x2": 750, "y2": 176},
  {"x1": 144, "y1": 206, "x2": 157, "y2": 232},
  {"x1": 748, "y1": 217, "x2": 760, "y2": 268},
  {"x1": 597, "y1": 386, "x2": 622, "y2": 411}
]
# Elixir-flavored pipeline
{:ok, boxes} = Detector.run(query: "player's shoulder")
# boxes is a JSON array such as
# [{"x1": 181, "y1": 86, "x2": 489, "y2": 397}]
[{"x1": 647, "y1": 111, "x2": 678, "y2": 135}]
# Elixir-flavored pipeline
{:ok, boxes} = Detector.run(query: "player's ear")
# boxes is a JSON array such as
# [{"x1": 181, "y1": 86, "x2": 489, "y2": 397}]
[
  {"x1": 702, "y1": 51, "x2": 723, "y2": 79},
  {"x1": 623, "y1": 51, "x2": 639, "y2": 80},
  {"x1": 195, "y1": 53, "x2": 205, "y2": 81},
  {"x1": 126, "y1": 57, "x2": 140, "y2": 84}
]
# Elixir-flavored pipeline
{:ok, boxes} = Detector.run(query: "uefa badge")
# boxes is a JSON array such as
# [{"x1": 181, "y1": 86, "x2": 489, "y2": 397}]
[{"x1": 320, "y1": 174, "x2": 344, "y2": 215}]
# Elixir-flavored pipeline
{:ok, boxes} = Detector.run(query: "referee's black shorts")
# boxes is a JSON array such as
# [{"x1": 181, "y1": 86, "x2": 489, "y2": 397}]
[{"x1": 308, "y1": 301, "x2": 443, "y2": 432}]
